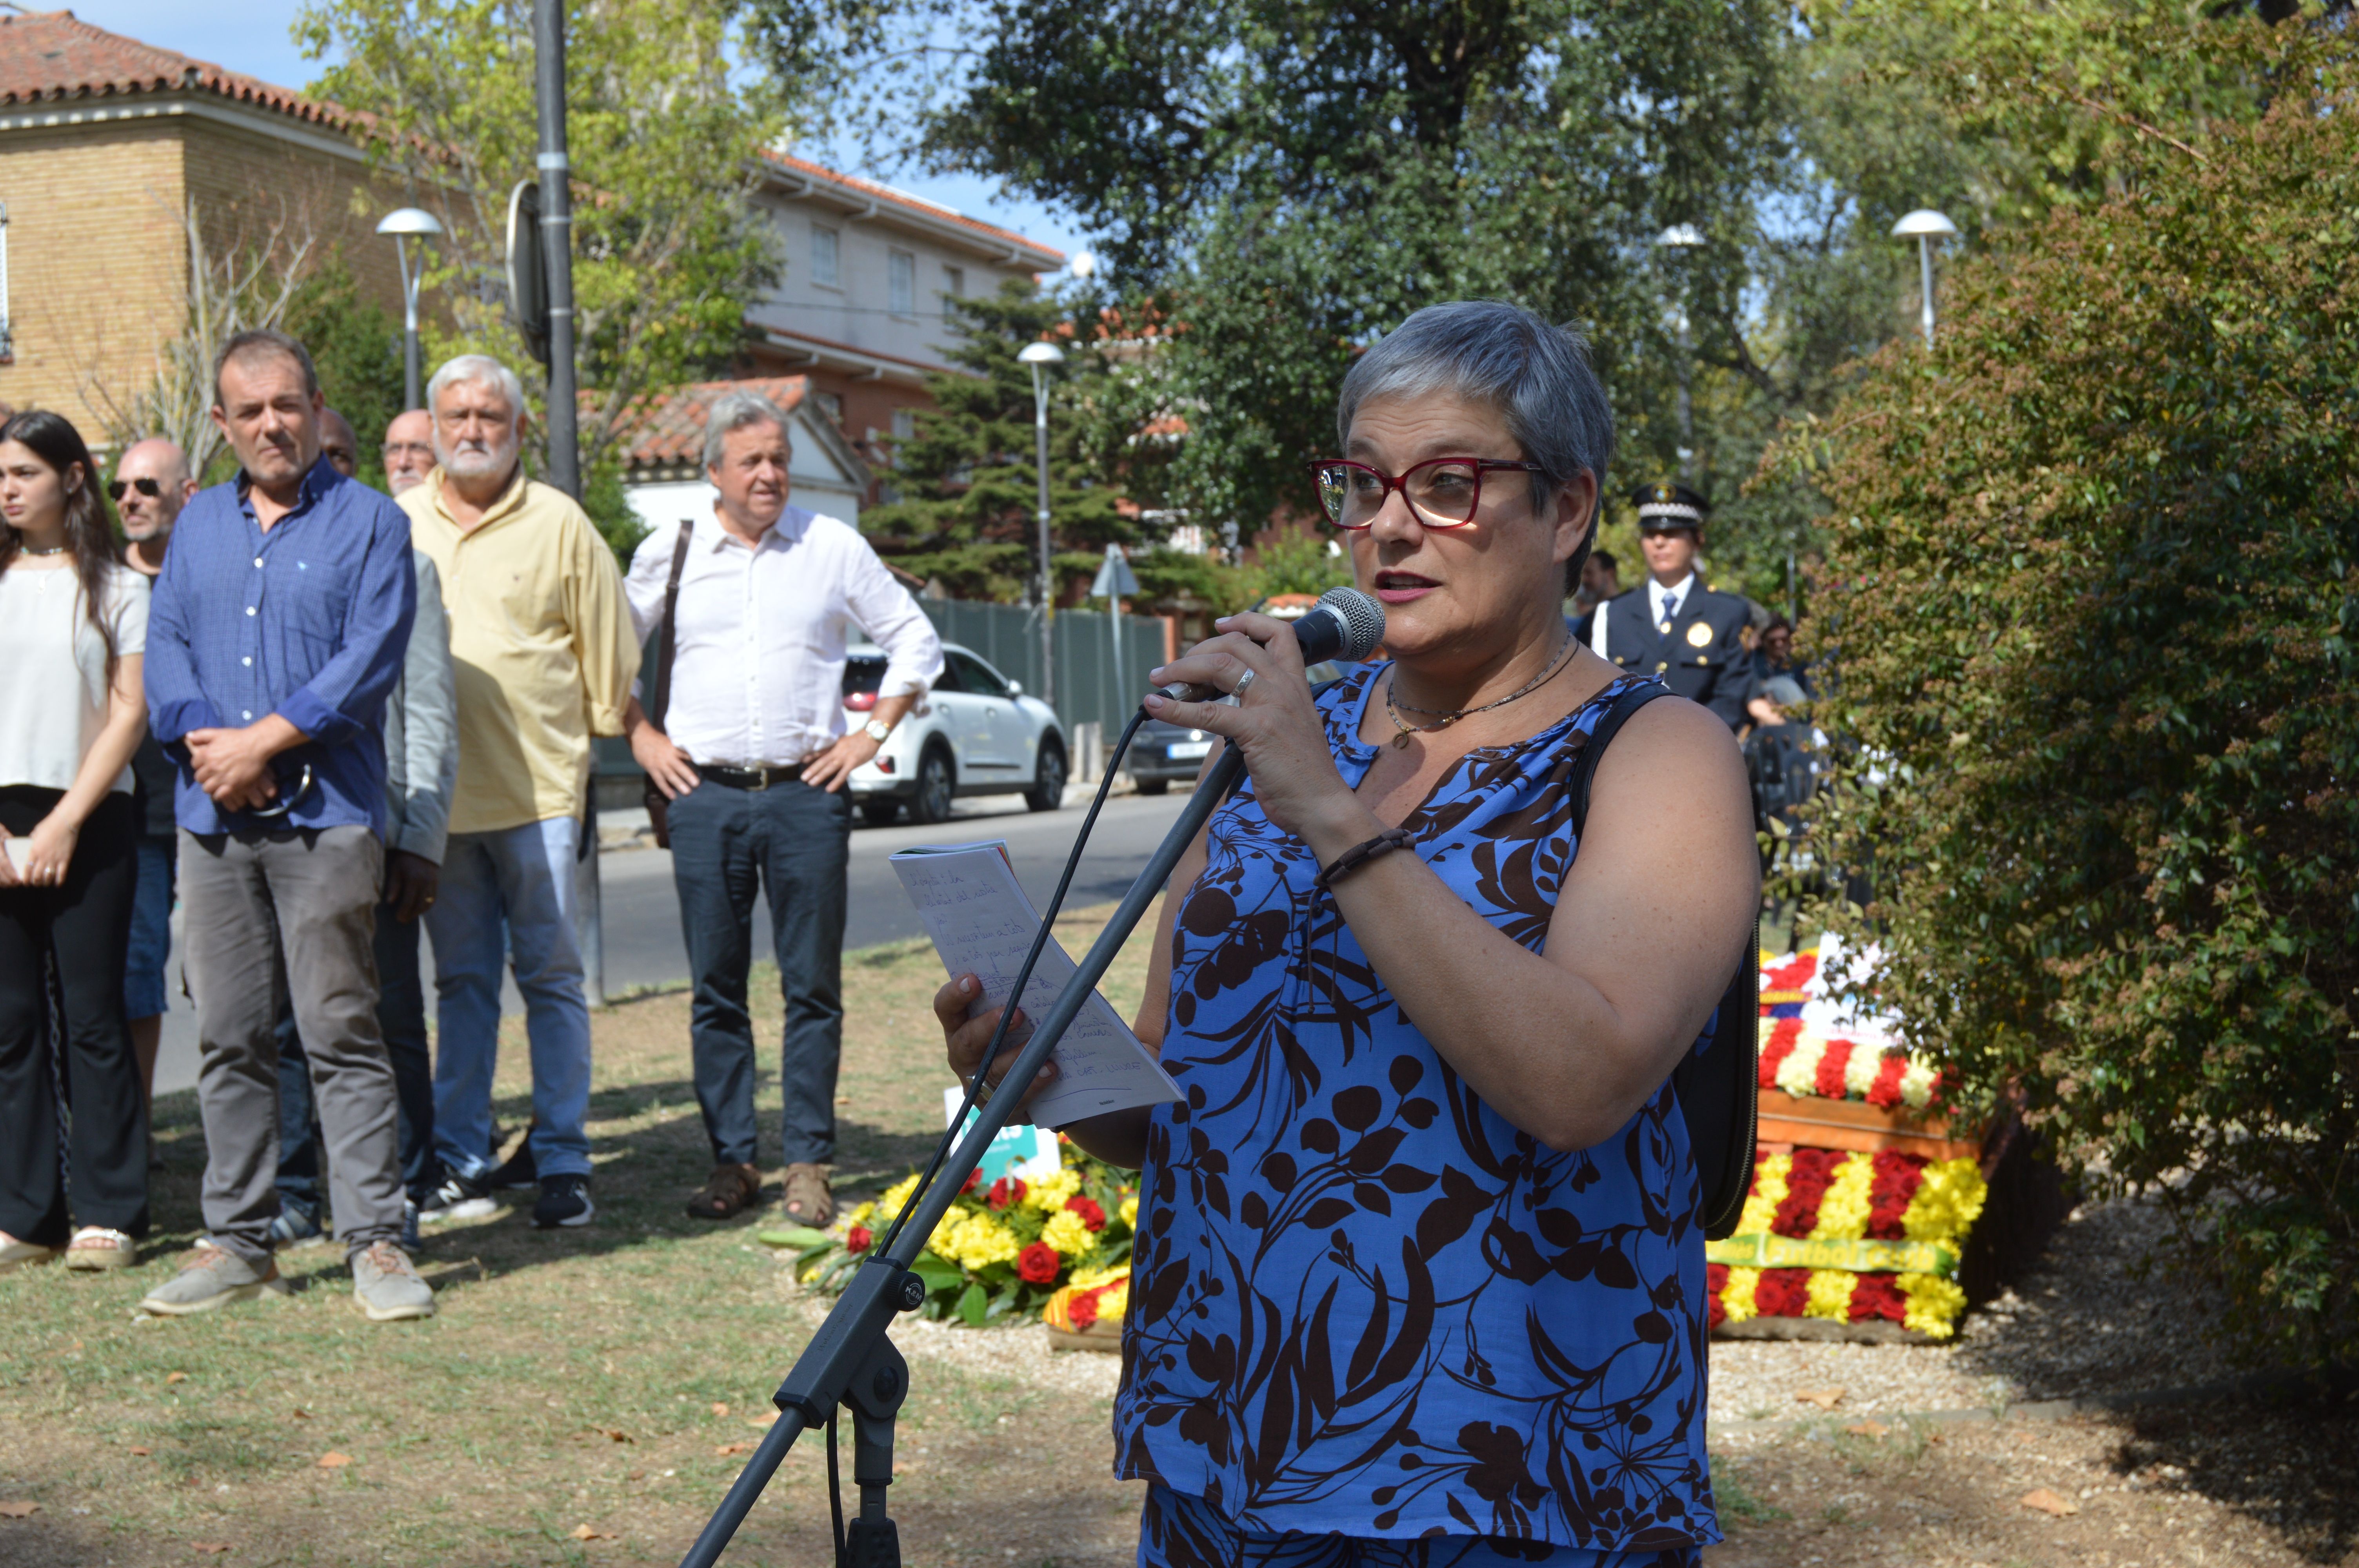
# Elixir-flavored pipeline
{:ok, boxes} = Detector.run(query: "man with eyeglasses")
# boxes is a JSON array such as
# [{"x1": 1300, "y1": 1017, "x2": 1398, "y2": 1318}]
[
  {"x1": 113, "y1": 439, "x2": 200, "y2": 1151},
  {"x1": 382, "y1": 410, "x2": 434, "y2": 496},
  {"x1": 269, "y1": 409, "x2": 458, "y2": 1254},
  {"x1": 401, "y1": 354, "x2": 636, "y2": 1232}
]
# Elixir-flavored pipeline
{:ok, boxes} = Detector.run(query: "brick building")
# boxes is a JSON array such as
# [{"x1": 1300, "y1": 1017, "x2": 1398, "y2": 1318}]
[{"x1": 0, "y1": 9, "x2": 414, "y2": 443}]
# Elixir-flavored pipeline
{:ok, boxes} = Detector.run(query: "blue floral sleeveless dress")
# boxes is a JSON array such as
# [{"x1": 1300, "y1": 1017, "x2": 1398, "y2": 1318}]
[{"x1": 1113, "y1": 666, "x2": 1720, "y2": 1564}]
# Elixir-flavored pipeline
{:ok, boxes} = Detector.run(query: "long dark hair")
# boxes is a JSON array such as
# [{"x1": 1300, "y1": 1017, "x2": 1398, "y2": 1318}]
[{"x1": 0, "y1": 409, "x2": 125, "y2": 677}]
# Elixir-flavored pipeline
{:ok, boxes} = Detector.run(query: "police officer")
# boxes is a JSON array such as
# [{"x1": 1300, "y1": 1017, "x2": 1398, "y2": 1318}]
[{"x1": 1588, "y1": 482, "x2": 1753, "y2": 731}]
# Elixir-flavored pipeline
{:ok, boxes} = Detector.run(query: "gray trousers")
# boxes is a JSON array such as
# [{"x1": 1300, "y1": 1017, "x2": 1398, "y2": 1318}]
[{"x1": 180, "y1": 826, "x2": 403, "y2": 1262}]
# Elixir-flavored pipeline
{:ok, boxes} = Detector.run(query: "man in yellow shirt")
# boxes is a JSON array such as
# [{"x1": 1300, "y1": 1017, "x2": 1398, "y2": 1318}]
[{"x1": 402, "y1": 354, "x2": 638, "y2": 1230}]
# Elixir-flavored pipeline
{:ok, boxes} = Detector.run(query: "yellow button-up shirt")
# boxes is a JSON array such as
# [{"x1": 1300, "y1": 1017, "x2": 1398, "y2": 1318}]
[{"x1": 402, "y1": 468, "x2": 639, "y2": 837}]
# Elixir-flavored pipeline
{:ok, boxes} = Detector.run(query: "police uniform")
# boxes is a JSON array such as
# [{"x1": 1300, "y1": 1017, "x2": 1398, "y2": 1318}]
[{"x1": 1588, "y1": 483, "x2": 1754, "y2": 731}]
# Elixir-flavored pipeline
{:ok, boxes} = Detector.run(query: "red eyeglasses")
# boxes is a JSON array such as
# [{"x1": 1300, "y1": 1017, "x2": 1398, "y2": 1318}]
[{"x1": 1306, "y1": 457, "x2": 1547, "y2": 529}]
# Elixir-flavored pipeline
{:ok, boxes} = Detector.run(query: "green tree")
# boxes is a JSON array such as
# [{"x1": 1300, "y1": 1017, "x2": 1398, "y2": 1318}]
[
  {"x1": 285, "y1": 258, "x2": 407, "y2": 488},
  {"x1": 294, "y1": 0, "x2": 785, "y2": 553},
  {"x1": 860, "y1": 282, "x2": 1174, "y2": 601},
  {"x1": 1792, "y1": 15, "x2": 2359, "y2": 1362}
]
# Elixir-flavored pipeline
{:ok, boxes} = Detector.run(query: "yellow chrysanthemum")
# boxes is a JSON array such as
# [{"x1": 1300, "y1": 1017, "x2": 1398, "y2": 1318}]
[
  {"x1": 1809, "y1": 1152, "x2": 1875, "y2": 1241},
  {"x1": 1803, "y1": 1269, "x2": 1856, "y2": 1321},
  {"x1": 1066, "y1": 1262, "x2": 1130, "y2": 1292},
  {"x1": 877, "y1": 1174, "x2": 922, "y2": 1222},
  {"x1": 1118, "y1": 1195, "x2": 1140, "y2": 1231},
  {"x1": 1736, "y1": 1155, "x2": 1790, "y2": 1238},
  {"x1": 942, "y1": 1214, "x2": 1019, "y2": 1272},
  {"x1": 1025, "y1": 1169, "x2": 1082, "y2": 1211},
  {"x1": 845, "y1": 1201, "x2": 876, "y2": 1230},
  {"x1": 1902, "y1": 1158, "x2": 1988, "y2": 1245},
  {"x1": 1719, "y1": 1267, "x2": 1761, "y2": 1323},
  {"x1": 1041, "y1": 1209, "x2": 1094, "y2": 1258},
  {"x1": 1897, "y1": 1271, "x2": 1966, "y2": 1338}
]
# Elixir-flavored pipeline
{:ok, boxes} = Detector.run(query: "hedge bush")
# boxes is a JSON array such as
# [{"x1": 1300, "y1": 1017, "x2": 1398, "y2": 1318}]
[{"x1": 1797, "y1": 33, "x2": 2359, "y2": 1363}]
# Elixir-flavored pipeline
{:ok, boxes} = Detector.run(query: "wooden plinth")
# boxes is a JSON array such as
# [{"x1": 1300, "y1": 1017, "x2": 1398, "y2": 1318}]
[{"x1": 1755, "y1": 1087, "x2": 1983, "y2": 1163}]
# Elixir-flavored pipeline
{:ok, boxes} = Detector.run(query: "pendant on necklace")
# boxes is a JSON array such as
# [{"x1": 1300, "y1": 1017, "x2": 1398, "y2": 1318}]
[{"x1": 1392, "y1": 730, "x2": 1413, "y2": 750}]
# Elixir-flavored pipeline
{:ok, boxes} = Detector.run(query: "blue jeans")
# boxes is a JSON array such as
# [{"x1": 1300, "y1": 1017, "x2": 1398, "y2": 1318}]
[
  {"x1": 423, "y1": 816, "x2": 593, "y2": 1181},
  {"x1": 124, "y1": 833, "x2": 177, "y2": 1020},
  {"x1": 276, "y1": 898, "x2": 437, "y2": 1212},
  {"x1": 667, "y1": 779, "x2": 849, "y2": 1168}
]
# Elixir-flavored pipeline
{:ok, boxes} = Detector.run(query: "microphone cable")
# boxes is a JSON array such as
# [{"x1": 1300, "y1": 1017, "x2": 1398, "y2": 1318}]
[{"x1": 875, "y1": 705, "x2": 1154, "y2": 1258}]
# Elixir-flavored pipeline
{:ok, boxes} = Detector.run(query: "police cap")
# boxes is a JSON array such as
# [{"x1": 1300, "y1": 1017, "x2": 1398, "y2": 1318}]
[{"x1": 1632, "y1": 481, "x2": 1710, "y2": 533}]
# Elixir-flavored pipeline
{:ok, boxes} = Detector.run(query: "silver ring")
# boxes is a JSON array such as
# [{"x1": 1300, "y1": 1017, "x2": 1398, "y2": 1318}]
[{"x1": 1232, "y1": 668, "x2": 1257, "y2": 700}]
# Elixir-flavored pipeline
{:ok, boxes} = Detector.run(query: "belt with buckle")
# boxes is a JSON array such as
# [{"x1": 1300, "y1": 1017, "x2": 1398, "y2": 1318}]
[{"x1": 695, "y1": 762, "x2": 805, "y2": 791}]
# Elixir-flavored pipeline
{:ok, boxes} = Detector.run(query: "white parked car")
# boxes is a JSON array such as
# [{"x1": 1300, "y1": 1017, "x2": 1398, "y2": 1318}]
[{"x1": 841, "y1": 641, "x2": 1068, "y2": 826}]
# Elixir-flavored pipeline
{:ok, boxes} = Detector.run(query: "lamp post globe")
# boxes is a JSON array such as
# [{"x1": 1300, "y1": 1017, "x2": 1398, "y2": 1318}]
[
  {"x1": 1653, "y1": 224, "x2": 1706, "y2": 477},
  {"x1": 1890, "y1": 209, "x2": 1959, "y2": 348},
  {"x1": 375, "y1": 207, "x2": 445, "y2": 409},
  {"x1": 1018, "y1": 341, "x2": 1067, "y2": 708}
]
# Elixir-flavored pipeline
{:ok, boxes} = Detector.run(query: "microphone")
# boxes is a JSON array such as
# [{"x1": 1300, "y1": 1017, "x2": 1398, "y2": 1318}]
[{"x1": 1155, "y1": 585, "x2": 1387, "y2": 703}]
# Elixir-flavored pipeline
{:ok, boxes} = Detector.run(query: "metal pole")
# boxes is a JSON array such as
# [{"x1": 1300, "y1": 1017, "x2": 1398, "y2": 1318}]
[
  {"x1": 1032, "y1": 364, "x2": 1054, "y2": 710},
  {"x1": 397, "y1": 235, "x2": 422, "y2": 410},
  {"x1": 1918, "y1": 236, "x2": 1936, "y2": 349},
  {"x1": 536, "y1": 0, "x2": 580, "y2": 497},
  {"x1": 1109, "y1": 596, "x2": 1125, "y2": 732},
  {"x1": 1673, "y1": 309, "x2": 1696, "y2": 483},
  {"x1": 535, "y1": 0, "x2": 599, "y2": 1003}
]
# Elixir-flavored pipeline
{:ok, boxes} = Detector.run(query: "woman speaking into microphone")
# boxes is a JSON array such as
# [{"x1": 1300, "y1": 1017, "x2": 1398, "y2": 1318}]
[{"x1": 935, "y1": 300, "x2": 1757, "y2": 1567}]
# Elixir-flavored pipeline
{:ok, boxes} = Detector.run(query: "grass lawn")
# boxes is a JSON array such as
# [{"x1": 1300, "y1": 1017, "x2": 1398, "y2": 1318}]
[{"x1": 0, "y1": 897, "x2": 1165, "y2": 1568}]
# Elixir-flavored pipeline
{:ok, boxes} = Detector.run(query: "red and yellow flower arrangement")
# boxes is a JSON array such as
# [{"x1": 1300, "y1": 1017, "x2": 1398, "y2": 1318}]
[{"x1": 771, "y1": 1137, "x2": 1138, "y2": 1326}]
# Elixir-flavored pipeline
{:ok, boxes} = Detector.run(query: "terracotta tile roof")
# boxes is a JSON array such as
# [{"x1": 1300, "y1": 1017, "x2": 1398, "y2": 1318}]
[
  {"x1": 0, "y1": 8, "x2": 357, "y2": 131},
  {"x1": 759, "y1": 150, "x2": 1063, "y2": 263},
  {"x1": 613, "y1": 375, "x2": 809, "y2": 468}
]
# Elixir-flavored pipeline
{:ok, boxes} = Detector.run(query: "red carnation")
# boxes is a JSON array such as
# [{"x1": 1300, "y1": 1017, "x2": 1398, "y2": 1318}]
[
  {"x1": 960, "y1": 1171, "x2": 981, "y2": 1195},
  {"x1": 1814, "y1": 1038, "x2": 1855, "y2": 1100},
  {"x1": 1017, "y1": 1242, "x2": 1061, "y2": 1285},
  {"x1": 1866, "y1": 1051, "x2": 1909, "y2": 1109},
  {"x1": 987, "y1": 1176, "x2": 1027, "y2": 1211},
  {"x1": 1772, "y1": 1148, "x2": 1838, "y2": 1237},
  {"x1": 1067, "y1": 1289, "x2": 1101, "y2": 1329},
  {"x1": 1848, "y1": 1273, "x2": 1908, "y2": 1323},
  {"x1": 845, "y1": 1225, "x2": 873, "y2": 1254},
  {"x1": 1754, "y1": 1267, "x2": 1811, "y2": 1318},
  {"x1": 1758, "y1": 1019, "x2": 1803, "y2": 1089},
  {"x1": 1065, "y1": 1195, "x2": 1107, "y2": 1232},
  {"x1": 1705, "y1": 1263, "x2": 1731, "y2": 1330}
]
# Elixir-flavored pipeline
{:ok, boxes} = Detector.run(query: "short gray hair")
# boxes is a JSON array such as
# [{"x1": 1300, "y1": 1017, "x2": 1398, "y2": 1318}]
[
  {"x1": 1337, "y1": 300, "x2": 1613, "y2": 579},
  {"x1": 425, "y1": 354, "x2": 525, "y2": 424},
  {"x1": 702, "y1": 389, "x2": 791, "y2": 470}
]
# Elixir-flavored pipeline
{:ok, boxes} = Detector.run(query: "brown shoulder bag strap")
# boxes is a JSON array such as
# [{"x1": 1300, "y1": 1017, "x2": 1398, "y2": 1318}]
[{"x1": 648, "y1": 519, "x2": 693, "y2": 731}]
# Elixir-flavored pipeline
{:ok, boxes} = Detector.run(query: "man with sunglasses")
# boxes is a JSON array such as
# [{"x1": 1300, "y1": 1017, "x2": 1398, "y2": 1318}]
[{"x1": 114, "y1": 439, "x2": 201, "y2": 1141}]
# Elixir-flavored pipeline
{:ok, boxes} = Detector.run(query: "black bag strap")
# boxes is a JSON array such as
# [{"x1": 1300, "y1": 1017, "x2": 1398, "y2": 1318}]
[
  {"x1": 1566, "y1": 680, "x2": 1761, "y2": 1241},
  {"x1": 648, "y1": 519, "x2": 693, "y2": 731}
]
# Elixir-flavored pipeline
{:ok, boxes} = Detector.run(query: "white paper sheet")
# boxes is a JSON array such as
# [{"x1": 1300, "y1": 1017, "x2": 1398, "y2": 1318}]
[{"x1": 890, "y1": 842, "x2": 1181, "y2": 1127}]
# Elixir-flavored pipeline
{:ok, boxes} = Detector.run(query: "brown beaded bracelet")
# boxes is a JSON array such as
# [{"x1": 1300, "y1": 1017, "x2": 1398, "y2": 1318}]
[{"x1": 1314, "y1": 826, "x2": 1416, "y2": 890}]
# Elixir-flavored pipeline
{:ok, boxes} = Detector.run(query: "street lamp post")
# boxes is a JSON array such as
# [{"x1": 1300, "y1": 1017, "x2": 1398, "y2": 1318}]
[
  {"x1": 1018, "y1": 340, "x2": 1065, "y2": 710},
  {"x1": 1890, "y1": 209, "x2": 1959, "y2": 349},
  {"x1": 1654, "y1": 224, "x2": 1705, "y2": 481},
  {"x1": 374, "y1": 207, "x2": 444, "y2": 410}
]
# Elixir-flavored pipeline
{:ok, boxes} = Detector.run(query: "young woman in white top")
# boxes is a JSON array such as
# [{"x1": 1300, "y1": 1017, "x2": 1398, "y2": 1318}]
[{"x1": 0, "y1": 410, "x2": 153, "y2": 1273}]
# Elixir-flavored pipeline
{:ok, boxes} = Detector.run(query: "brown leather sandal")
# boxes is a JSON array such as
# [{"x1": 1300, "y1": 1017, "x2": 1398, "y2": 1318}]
[
  {"x1": 780, "y1": 1163, "x2": 834, "y2": 1229},
  {"x1": 685, "y1": 1162, "x2": 762, "y2": 1221}
]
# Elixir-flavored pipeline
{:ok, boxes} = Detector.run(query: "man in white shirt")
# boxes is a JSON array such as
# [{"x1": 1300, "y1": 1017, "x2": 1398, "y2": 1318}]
[{"x1": 623, "y1": 390, "x2": 943, "y2": 1226}]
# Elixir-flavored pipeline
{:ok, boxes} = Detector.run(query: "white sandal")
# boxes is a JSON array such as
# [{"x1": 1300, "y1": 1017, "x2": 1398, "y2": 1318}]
[
  {"x1": 0, "y1": 1231, "x2": 59, "y2": 1274},
  {"x1": 64, "y1": 1227, "x2": 136, "y2": 1271}
]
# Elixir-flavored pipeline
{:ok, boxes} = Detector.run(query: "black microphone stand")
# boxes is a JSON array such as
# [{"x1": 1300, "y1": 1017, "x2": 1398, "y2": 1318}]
[{"x1": 676, "y1": 744, "x2": 1247, "y2": 1568}]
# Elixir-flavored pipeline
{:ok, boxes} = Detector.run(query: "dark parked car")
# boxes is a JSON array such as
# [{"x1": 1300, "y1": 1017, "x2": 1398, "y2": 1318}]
[{"x1": 1121, "y1": 659, "x2": 1352, "y2": 795}]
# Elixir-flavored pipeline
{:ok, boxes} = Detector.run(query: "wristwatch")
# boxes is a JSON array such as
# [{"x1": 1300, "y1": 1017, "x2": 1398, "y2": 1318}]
[{"x1": 862, "y1": 718, "x2": 894, "y2": 744}]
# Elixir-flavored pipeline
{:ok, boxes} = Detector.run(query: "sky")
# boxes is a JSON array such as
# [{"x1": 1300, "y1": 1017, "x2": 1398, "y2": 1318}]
[{"x1": 70, "y1": 0, "x2": 1095, "y2": 260}]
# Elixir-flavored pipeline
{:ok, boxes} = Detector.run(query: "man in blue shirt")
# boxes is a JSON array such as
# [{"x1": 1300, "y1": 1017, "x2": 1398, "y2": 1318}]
[{"x1": 138, "y1": 329, "x2": 436, "y2": 1323}]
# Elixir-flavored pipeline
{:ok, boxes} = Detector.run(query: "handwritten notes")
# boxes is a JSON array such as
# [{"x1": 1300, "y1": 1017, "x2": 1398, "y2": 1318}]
[{"x1": 890, "y1": 842, "x2": 1180, "y2": 1128}]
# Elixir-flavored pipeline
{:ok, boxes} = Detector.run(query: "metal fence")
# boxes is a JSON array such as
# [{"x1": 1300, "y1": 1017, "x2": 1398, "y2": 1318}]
[
  {"x1": 917, "y1": 598, "x2": 1170, "y2": 746},
  {"x1": 593, "y1": 599, "x2": 1172, "y2": 799}
]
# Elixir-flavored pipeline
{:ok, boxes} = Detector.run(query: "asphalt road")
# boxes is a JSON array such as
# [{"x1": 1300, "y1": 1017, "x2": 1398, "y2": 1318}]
[{"x1": 150, "y1": 788, "x2": 1192, "y2": 1096}]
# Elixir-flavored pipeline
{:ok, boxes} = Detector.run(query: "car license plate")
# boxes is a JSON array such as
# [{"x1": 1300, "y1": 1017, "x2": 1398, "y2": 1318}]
[{"x1": 1168, "y1": 740, "x2": 1212, "y2": 760}]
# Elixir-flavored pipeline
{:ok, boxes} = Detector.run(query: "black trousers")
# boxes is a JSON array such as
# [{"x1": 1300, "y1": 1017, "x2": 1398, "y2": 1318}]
[{"x1": 0, "y1": 786, "x2": 147, "y2": 1245}]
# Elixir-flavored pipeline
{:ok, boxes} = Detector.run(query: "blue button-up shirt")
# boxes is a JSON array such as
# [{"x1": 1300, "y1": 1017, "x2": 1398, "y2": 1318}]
[{"x1": 145, "y1": 456, "x2": 416, "y2": 838}]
